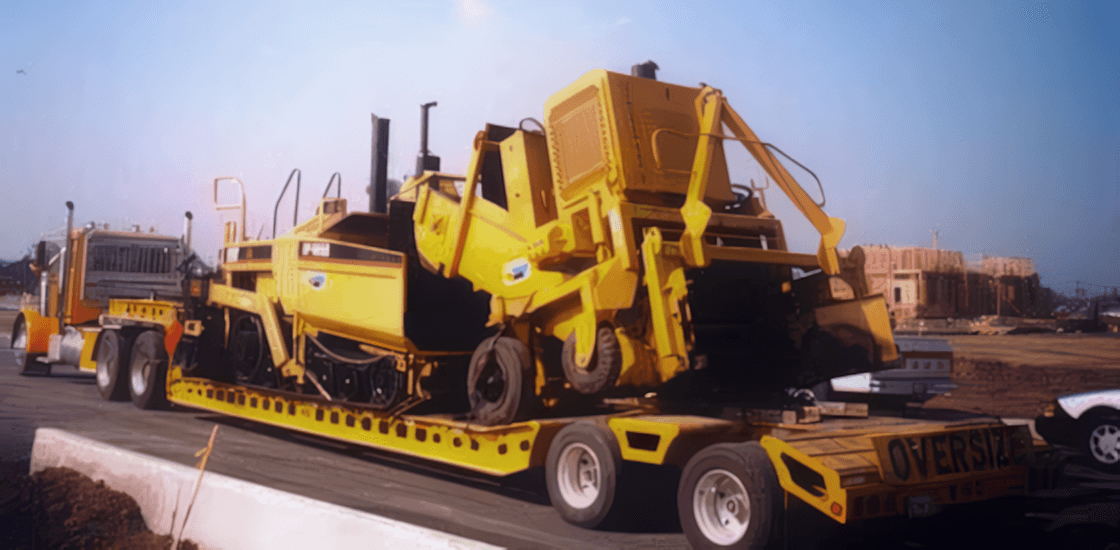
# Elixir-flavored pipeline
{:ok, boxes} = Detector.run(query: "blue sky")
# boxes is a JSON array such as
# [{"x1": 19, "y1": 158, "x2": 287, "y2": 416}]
[{"x1": 2, "y1": 0, "x2": 1117, "y2": 295}]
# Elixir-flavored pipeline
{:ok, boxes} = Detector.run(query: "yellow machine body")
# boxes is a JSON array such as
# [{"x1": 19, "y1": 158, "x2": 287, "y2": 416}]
[{"x1": 408, "y1": 69, "x2": 896, "y2": 394}]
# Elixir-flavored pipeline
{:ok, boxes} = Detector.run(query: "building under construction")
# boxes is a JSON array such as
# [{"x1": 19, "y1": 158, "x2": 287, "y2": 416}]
[{"x1": 841, "y1": 245, "x2": 1048, "y2": 320}]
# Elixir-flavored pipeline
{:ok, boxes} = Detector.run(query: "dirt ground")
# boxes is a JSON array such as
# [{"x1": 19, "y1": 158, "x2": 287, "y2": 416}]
[
  {"x1": 0, "y1": 463, "x2": 197, "y2": 550},
  {"x1": 924, "y1": 333, "x2": 1120, "y2": 418}
]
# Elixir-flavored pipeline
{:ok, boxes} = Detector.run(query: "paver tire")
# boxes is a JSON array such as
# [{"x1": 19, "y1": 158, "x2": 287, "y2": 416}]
[
  {"x1": 678, "y1": 442, "x2": 781, "y2": 549},
  {"x1": 561, "y1": 325, "x2": 621, "y2": 395},
  {"x1": 545, "y1": 422, "x2": 623, "y2": 529},
  {"x1": 129, "y1": 330, "x2": 168, "y2": 410},
  {"x1": 467, "y1": 336, "x2": 535, "y2": 426}
]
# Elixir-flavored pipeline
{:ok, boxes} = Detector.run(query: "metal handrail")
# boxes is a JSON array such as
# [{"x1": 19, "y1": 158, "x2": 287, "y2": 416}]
[
  {"x1": 322, "y1": 172, "x2": 341, "y2": 198},
  {"x1": 272, "y1": 169, "x2": 301, "y2": 238},
  {"x1": 213, "y1": 177, "x2": 247, "y2": 242}
]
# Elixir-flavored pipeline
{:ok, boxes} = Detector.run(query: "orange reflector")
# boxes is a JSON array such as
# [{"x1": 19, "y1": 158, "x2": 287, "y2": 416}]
[{"x1": 831, "y1": 502, "x2": 843, "y2": 516}]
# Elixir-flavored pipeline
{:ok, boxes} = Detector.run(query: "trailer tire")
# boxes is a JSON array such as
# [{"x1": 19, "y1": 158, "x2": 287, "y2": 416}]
[
  {"x1": 545, "y1": 422, "x2": 623, "y2": 529},
  {"x1": 467, "y1": 336, "x2": 534, "y2": 425},
  {"x1": 95, "y1": 329, "x2": 132, "y2": 400},
  {"x1": 12, "y1": 314, "x2": 49, "y2": 376},
  {"x1": 561, "y1": 326, "x2": 621, "y2": 395},
  {"x1": 129, "y1": 330, "x2": 168, "y2": 410},
  {"x1": 678, "y1": 442, "x2": 780, "y2": 549}
]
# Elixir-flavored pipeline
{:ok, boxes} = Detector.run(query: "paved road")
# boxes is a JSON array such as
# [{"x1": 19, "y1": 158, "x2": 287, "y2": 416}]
[{"x1": 2, "y1": 312, "x2": 1118, "y2": 549}]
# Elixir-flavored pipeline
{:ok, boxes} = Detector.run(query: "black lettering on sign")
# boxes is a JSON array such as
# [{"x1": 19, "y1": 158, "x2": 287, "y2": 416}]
[
  {"x1": 969, "y1": 429, "x2": 988, "y2": 470},
  {"x1": 932, "y1": 435, "x2": 952, "y2": 476},
  {"x1": 888, "y1": 439, "x2": 911, "y2": 482},
  {"x1": 990, "y1": 430, "x2": 999, "y2": 468},
  {"x1": 906, "y1": 438, "x2": 929, "y2": 479},
  {"x1": 949, "y1": 434, "x2": 970, "y2": 473}
]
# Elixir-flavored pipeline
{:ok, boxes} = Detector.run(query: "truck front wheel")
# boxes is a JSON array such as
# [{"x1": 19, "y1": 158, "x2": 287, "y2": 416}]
[
  {"x1": 678, "y1": 442, "x2": 781, "y2": 549},
  {"x1": 129, "y1": 330, "x2": 168, "y2": 410},
  {"x1": 95, "y1": 329, "x2": 132, "y2": 400},
  {"x1": 12, "y1": 314, "x2": 49, "y2": 376},
  {"x1": 545, "y1": 422, "x2": 623, "y2": 529}
]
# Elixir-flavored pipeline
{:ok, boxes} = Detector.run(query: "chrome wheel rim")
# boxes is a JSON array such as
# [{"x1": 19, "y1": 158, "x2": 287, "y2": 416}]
[
  {"x1": 96, "y1": 332, "x2": 118, "y2": 390},
  {"x1": 12, "y1": 320, "x2": 26, "y2": 350},
  {"x1": 1089, "y1": 423, "x2": 1120, "y2": 464},
  {"x1": 12, "y1": 320, "x2": 27, "y2": 364},
  {"x1": 556, "y1": 442, "x2": 601, "y2": 509},
  {"x1": 130, "y1": 339, "x2": 152, "y2": 396},
  {"x1": 693, "y1": 468, "x2": 750, "y2": 545}
]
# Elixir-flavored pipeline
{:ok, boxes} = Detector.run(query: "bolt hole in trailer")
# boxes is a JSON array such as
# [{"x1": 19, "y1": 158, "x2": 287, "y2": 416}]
[{"x1": 86, "y1": 63, "x2": 1042, "y2": 549}]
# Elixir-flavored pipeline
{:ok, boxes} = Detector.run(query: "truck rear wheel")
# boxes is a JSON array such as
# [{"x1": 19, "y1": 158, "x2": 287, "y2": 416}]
[
  {"x1": 129, "y1": 330, "x2": 168, "y2": 410},
  {"x1": 678, "y1": 442, "x2": 780, "y2": 549},
  {"x1": 12, "y1": 314, "x2": 49, "y2": 376},
  {"x1": 95, "y1": 329, "x2": 132, "y2": 400},
  {"x1": 467, "y1": 336, "x2": 535, "y2": 425},
  {"x1": 561, "y1": 326, "x2": 621, "y2": 395},
  {"x1": 545, "y1": 422, "x2": 623, "y2": 529}
]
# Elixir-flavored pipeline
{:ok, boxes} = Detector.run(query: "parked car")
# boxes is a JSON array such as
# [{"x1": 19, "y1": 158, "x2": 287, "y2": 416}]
[
  {"x1": 1035, "y1": 389, "x2": 1120, "y2": 473},
  {"x1": 818, "y1": 336, "x2": 955, "y2": 405}
]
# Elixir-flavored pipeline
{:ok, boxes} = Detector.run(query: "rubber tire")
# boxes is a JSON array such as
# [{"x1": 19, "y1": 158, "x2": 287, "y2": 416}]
[
  {"x1": 128, "y1": 330, "x2": 168, "y2": 410},
  {"x1": 678, "y1": 442, "x2": 781, "y2": 549},
  {"x1": 12, "y1": 315, "x2": 50, "y2": 376},
  {"x1": 1080, "y1": 410, "x2": 1120, "y2": 474},
  {"x1": 229, "y1": 313, "x2": 275, "y2": 387},
  {"x1": 545, "y1": 422, "x2": 623, "y2": 529},
  {"x1": 467, "y1": 336, "x2": 535, "y2": 426},
  {"x1": 95, "y1": 329, "x2": 132, "y2": 401},
  {"x1": 561, "y1": 326, "x2": 622, "y2": 395}
]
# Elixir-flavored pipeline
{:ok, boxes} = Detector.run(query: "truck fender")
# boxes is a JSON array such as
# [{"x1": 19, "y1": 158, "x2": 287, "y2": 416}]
[{"x1": 16, "y1": 308, "x2": 58, "y2": 354}]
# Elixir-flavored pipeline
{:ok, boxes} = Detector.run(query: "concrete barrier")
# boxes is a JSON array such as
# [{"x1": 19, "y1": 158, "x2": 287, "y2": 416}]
[{"x1": 30, "y1": 428, "x2": 502, "y2": 550}]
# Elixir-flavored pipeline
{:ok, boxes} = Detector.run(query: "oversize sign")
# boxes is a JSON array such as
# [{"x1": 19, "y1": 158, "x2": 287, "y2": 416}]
[{"x1": 872, "y1": 427, "x2": 1018, "y2": 484}]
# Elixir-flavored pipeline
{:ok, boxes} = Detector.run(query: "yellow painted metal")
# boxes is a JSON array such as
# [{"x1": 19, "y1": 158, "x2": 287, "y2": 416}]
[
  {"x1": 814, "y1": 296, "x2": 899, "y2": 363},
  {"x1": 678, "y1": 87, "x2": 722, "y2": 267},
  {"x1": 106, "y1": 299, "x2": 180, "y2": 326},
  {"x1": 17, "y1": 308, "x2": 57, "y2": 354},
  {"x1": 77, "y1": 328, "x2": 100, "y2": 372},
  {"x1": 207, "y1": 282, "x2": 296, "y2": 378},
  {"x1": 165, "y1": 366, "x2": 546, "y2": 476},
  {"x1": 760, "y1": 435, "x2": 850, "y2": 524},
  {"x1": 717, "y1": 100, "x2": 844, "y2": 275},
  {"x1": 640, "y1": 228, "x2": 690, "y2": 381}
]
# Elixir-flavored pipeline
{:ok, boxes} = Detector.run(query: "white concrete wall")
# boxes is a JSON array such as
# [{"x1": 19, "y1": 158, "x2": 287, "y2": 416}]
[{"x1": 30, "y1": 428, "x2": 501, "y2": 550}]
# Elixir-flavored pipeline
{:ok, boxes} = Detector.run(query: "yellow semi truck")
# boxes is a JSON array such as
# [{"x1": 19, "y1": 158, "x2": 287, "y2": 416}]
[{"x1": 88, "y1": 66, "x2": 1039, "y2": 548}]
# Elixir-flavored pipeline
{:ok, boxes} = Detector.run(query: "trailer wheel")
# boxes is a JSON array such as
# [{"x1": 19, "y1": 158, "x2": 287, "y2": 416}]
[
  {"x1": 95, "y1": 329, "x2": 132, "y2": 400},
  {"x1": 561, "y1": 326, "x2": 621, "y2": 395},
  {"x1": 467, "y1": 336, "x2": 534, "y2": 425},
  {"x1": 545, "y1": 422, "x2": 623, "y2": 529},
  {"x1": 129, "y1": 330, "x2": 168, "y2": 410},
  {"x1": 678, "y1": 442, "x2": 780, "y2": 549},
  {"x1": 12, "y1": 314, "x2": 49, "y2": 376}
]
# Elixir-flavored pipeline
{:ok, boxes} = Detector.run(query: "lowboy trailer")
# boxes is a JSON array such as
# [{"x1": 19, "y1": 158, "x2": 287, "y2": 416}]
[{"x1": 90, "y1": 64, "x2": 1041, "y2": 548}]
